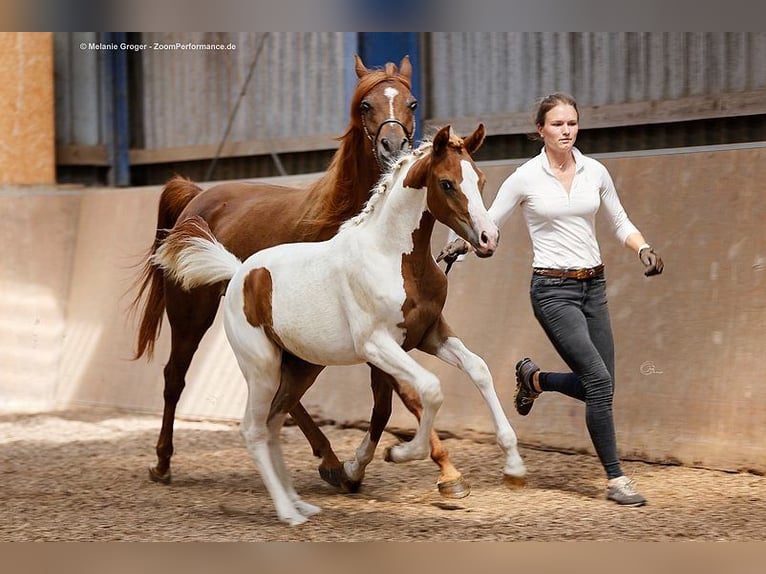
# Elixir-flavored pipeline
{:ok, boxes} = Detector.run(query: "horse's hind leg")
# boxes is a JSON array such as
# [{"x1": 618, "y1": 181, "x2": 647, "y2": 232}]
[
  {"x1": 237, "y1": 339, "x2": 311, "y2": 525},
  {"x1": 270, "y1": 353, "x2": 358, "y2": 492},
  {"x1": 266, "y1": 411, "x2": 321, "y2": 518},
  {"x1": 149, "y1": 282, "x2": 220, "y2": 483}
]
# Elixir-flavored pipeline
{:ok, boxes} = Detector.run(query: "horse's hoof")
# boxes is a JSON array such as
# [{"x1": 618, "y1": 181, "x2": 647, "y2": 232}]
[
  {"x1": 148, "y1": 465, "x2": 172, "y2": 484},
  {"x1": 383, "y1": 446, "x2": 395, "y2": 462},
  {"x1": 341, "y1": 479, "x2": 363, "y2": 494},
  {"x1": 437, "y1": 477, "x2": 471, "y2": 499},
  {"x1": 319, "y1": 466, "x2": 362, "y2": 493},
  {"x1": 318, "y1": 465, "x2": 343, "y2": 488},
  {"x1": 503, "y1": 474, "x2": 527, "y2": 489}
]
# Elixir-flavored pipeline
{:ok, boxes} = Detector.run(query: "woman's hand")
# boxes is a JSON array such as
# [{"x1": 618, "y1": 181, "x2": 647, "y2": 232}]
[
  {"x1": 437, "y1": 238, "x2": 471, "y2": 272},
  {"x1": 639, "y1": 246, "x2": 664, "y2": 276}
]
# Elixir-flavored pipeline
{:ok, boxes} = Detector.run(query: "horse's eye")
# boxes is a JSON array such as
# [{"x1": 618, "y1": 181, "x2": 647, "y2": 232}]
[
  {"x1": 409, "y1": 100, "x2": 418, "y2": 110},
  {"x1": 360, "y1": 101, "x2": 372, "y2": 112},
  {"x1": 439, "y1": 180, "x2": 453, "y2": 192}
]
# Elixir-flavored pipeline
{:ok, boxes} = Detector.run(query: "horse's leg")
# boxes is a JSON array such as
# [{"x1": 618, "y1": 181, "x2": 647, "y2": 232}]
[
  {"x1": 269, "y1": 353, "x2": 359, "y2": 492},
  {"x1": 149, "y1": 282, "x2": 220, "y2": 483},
  {"x1": 341, "y1": 365, "x2": 393, "y2": 486},
  {"x1": 266, "y1": 410, "x2": 321, "y2": 518},
  {"x1": 388, "y1": 376, "x2": 471, "y2": 498},
  {"x1": 419, "y1": 317, "x2": 527, "y2": 488},
  {"x1": 362, "y1": 334, "x2": 443, "y2": 464},
  {"x1": 344, "y1": 367, "x2": 470, "y2": 498},
  {"x1": 237, "y1": 337, "x2": 309, "y2": 525}
]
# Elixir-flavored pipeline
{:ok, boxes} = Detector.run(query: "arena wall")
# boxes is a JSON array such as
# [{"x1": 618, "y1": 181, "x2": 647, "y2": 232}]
[{"x1": 2, "y1": 144, "x2": 765, "y2": 474}]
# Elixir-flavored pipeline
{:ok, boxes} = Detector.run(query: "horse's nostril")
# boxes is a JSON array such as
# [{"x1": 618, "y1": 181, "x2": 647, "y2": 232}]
[
  {"x1": 381, "y1": 138, "x2": 392, "y2": 152},
  {"x1": 480, "y1": 231, "x2": 489, "y2": 245}
]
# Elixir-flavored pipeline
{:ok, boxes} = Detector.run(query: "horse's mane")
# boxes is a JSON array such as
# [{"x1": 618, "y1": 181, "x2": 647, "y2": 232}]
[
  {"x1": 338, "y1": 140, "x2": 433, "y2": 233},
  {"x1": 298, "y1": 64, "x2": 413, "y2": 238}
]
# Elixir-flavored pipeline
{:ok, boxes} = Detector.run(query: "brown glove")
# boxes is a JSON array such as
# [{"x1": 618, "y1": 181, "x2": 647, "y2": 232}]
[
  {"x1": 639, "y1": 246, "x2": 664, "y2": 277},
  {"x1": 436, "y1": 238, "x2": 470, "y2": 274}
]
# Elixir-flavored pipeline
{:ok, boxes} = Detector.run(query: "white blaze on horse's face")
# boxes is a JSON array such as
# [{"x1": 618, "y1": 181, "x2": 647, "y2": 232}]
[
  {"x1": 384, "y1": 86, "x2": 399, "y2": 119},
  {"x1": 361, "y1": 81, "x2": 415, "y2": 167}
]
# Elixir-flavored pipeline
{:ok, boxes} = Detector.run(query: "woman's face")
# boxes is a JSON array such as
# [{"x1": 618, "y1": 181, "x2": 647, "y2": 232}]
[{"x1": 537, "y1": 103, "x2": 579, "y2": 154}]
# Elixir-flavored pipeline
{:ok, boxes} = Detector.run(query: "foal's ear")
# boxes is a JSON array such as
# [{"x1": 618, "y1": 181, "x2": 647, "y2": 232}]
[
  {"x1": 403, "y1": 155, "x2": 431, "y2": 190},
  {"x1": 432, "y1": 125, "x2": 451, "y2": 156},
  {"x1": 354, "y1": 54, "x2": 370, "y2": 78},
  {"x1": 398, "y1": 55, "x2": 412, "y2": 80},
  {"x1": 463, "y1": 123, "x2": 486, "y2": 155}
]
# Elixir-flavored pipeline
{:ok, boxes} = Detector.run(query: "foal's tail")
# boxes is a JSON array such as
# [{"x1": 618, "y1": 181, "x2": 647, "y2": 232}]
[
  {"x1": 130, "y1": 175, "x2": 203, "y2": 360},
  {"x1": 152, "y1": 216, "x2": 242, "y2": 292}
]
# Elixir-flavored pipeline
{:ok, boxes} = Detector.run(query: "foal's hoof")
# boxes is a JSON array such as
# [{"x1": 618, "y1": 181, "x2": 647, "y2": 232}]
[
  {"x1": 148, "y1": 465, "x2": 172, "y2": 484},
  {"x1": 318, "y1": 466, "x2": 362, "y2": 493},
  {"x1": 437, "y1": 477, "x2": 471, "y2": 499},
  {"x1": 503, "y1": 474, "x2": 527, "y2": 489}
]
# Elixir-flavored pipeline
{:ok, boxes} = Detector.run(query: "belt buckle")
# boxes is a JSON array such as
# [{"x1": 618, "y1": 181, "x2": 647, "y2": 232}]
[{"x1": 574, "y1": 268, "x2": 589, "y2": 279}]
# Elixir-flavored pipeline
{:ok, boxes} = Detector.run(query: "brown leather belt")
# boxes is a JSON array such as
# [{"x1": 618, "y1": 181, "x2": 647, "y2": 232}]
[{"x1": 533, "y1": 264, "x2": 604, "y2": 280}]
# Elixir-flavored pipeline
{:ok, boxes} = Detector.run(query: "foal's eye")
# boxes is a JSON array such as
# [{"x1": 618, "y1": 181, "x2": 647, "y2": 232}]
[
  {"x1": 439, "y1": 180, "x2": 454, "y2": 192},
  {"x1": 409, "y1": 100, "x2": 418, "y2": 110},
  {"x1": 360, "y1": 100, "x2": 372, "y2": 112}
]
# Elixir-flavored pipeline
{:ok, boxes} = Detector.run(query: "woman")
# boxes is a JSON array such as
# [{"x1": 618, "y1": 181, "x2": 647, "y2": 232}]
[{"x1": 439, "y1": 93, "x2": 663, "y2": 506}]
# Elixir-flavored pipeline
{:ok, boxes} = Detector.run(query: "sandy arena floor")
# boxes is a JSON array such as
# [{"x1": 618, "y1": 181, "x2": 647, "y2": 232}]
[{"x1": 1, "y1": 408, "x2": 764, "y2": 541}]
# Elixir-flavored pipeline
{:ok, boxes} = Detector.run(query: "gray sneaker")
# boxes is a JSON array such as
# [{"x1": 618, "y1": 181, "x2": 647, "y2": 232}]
[{"x1": 607, "y1": 476, "x2": 647, "y2": 507}]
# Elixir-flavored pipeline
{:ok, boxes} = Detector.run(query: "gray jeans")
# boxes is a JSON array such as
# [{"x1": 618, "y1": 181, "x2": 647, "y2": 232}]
[{"x1": 529, "y1": 273, "x2": 622, "y2": 479}]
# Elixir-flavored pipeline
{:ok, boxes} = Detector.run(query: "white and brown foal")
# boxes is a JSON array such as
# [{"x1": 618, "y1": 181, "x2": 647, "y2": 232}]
[{"x1": 153, "y1": 124, "x2": 526, "y2": 525}]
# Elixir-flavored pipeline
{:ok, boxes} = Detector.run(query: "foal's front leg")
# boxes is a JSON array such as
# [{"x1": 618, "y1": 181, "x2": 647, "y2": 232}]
[
  {"x1": 351, "y1": 367, "x2": 470, "y2": 498},
  {"x1": 362, "y1": 333, "x2": 443, "y2": 464},
  {"x1": 419, "y1": 317, "x2": 527, "y2": 487}
]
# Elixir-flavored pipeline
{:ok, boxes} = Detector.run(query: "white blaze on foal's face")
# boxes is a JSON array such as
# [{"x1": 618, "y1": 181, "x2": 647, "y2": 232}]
[{"x1": 459, "y1": 159, "x2": 487, "y2": 227}]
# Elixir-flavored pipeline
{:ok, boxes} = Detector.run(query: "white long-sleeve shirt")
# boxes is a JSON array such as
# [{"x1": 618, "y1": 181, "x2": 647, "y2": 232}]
[{"x1": 488, "y1": 147, "x2": 639, "y2": 269}]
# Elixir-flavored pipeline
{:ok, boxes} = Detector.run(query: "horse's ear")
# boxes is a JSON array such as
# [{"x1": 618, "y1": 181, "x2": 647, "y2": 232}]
[
  {"x1": 432, "y1": 125, "x2": 451, "y2": 156},
  {"x1": 398, "y1": 55, "x2": 412, "y2": 80},
  {"x1": 403, "y1": 155, "x2": 431, "y2": 190},
  {"x1": 463, "y1": 123, "x2": 486, "y2": 155},
  {"x1": 354, "y1": 54, "x2": 369, "y2": 78}
]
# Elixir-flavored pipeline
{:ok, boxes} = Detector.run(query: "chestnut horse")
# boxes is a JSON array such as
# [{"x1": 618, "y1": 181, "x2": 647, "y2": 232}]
[
  {"x1": 152, "y1": 125, "x2": 527, "y2": 525},
  {"x1": 131, "y1": 56, "x2": 470, "y2": 496}
]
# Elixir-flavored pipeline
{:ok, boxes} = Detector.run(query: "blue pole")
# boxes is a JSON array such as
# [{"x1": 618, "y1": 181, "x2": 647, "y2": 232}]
[{"x1": 104, "y1": 32, "x2": 130, "y2": 186}]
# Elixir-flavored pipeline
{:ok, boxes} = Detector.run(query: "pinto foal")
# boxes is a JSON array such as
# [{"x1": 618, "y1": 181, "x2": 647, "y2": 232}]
[{"x1": 153, "y1": 124, "x2": 526, "y2": 525}]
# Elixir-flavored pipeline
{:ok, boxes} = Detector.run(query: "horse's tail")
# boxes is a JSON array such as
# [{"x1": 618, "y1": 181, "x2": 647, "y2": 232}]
[
  {"x1": 152, "y1": 216, "x2": 242, "y2": 292},
  {"x1": 130, "y1": 175, "x2": 204, "y2": 360}
]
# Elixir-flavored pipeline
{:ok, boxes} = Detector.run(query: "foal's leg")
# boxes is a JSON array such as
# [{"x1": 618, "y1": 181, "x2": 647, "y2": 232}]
[
  {"x1": 236, "y1": 341, "x2": 311, "y2": 525},
  {"x1": 344, "y1": 367, "x2": 470, "y2": 498},
  {"x1": 362, "y1": 334, "x2": 443, "y2": 464},
  {"x1": 419, "y1": 317, "x2": 527, "y2": 487},
  {"x1": 149, "y1": 281, "x2": 220, "y2": 483},
  {"x1": 389, "y1": 378, "x2": 470, "y2": 498},
  {"x1": 270, "y1": 352, "x2": 359, "y2": 492}
]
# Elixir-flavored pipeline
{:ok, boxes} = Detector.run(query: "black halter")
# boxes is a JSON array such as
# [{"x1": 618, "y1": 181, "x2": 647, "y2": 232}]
[{"x1": 362, "y1": 116, "x2": 415, "y2": 169}]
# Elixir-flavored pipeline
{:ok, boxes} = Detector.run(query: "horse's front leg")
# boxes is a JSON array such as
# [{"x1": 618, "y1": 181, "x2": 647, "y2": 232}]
[
  {"x1": 340, "y1": 365, "x2": 393, "y2": 488},
  {"x1": 419, "y1": 317, "x2": 527, "y2": 488},
  {"x1": 363, "y1": 367, "x2": 470, "y2": 498},
  {"x1": 362, "y1": 334, "x2": 443, "y2": 464}
]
